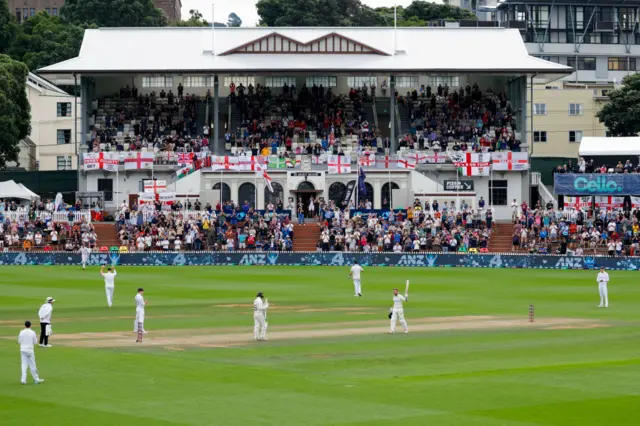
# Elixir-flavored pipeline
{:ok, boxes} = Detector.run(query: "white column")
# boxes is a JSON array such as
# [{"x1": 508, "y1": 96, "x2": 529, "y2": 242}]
[
  {"x1": 257, "y1": 180, "x2": 264, "y2": 210},
  {"x1": 373, "y1": 179, "x2": 382, "y2": 209},
  {"x1": 230, "y1": 180, "x2": 239, "y2": 205}
]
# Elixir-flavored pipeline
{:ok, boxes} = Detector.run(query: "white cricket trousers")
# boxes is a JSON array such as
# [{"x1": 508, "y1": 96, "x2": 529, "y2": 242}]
[
  {"x1": 254, "y1": 313, "x2": 267, "y2": 340},
  {"x1": 134, "y1": 309, "x2": 146, "y2": 332},
  {"x1": 105, "y1": 286, "x2": 114, "y2": 307},
  {"x1": 599, "y1": 283, "x2": 608, "y2": 307},
  {"x1": 353, "y1": 279, "x2": 361, "y2": 295},
  {"x1": 390, "y1": 308, "x2": 408, "y2": 333},
  {"x1": 21, "y1": 351, "x2": 40, "y2": 383},
  {"x1": 82, "y1": 256, "x2": 88, "y2": 268}
]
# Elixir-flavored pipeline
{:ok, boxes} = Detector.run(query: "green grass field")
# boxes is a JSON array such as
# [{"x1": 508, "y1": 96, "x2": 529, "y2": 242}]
[{"x1": 1, "y1": 266, "x2": 640, "y2": 425}]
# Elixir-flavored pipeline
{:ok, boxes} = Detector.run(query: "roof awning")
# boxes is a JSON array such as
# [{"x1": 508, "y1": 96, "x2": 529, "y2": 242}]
[{"x1": 579, "y1": 137, "x2": 640, "y2": 157}]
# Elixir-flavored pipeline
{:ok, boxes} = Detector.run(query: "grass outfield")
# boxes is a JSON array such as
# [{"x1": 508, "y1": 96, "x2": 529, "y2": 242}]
[{"x1": 1, "y1": 266, "x2": 640, "y2": 425}]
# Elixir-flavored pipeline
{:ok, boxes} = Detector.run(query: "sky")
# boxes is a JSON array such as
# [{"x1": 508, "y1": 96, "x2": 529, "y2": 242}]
[{"x1": 180, "y1": 0, "x2": 430, "y2": 27}]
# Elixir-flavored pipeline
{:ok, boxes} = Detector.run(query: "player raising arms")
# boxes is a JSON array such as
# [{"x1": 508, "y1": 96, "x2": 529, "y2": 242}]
[{"x1": 389, "y1": 284, "x2": 409, "y2": 334}]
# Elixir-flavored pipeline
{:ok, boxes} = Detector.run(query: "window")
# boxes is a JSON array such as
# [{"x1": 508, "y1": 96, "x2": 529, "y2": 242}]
[
  {"x1": 141, "y1": 76, "x2": 173, "y2": 88},
  {"x1": 56, "y1": 156, "x2": 72, "y2": 171},
  {"x1": 182, "y1": 76, "x2": 208, "y2": 87},
  {"x1": 566, "y1": 57, "x2": 594, "y2": 70},
  {"x1": 97, "y1": 179, "x2": 114, "y2": 202},
  {"x1": 347, "y1": 76, "x2": 377, "y2": 88},
  {"x1": 531, "y1": 5, "x2": 549, "y2": 28},
  {"x1": 540, "y1": 56, "x2": 560, "y2": 64},
  {"x1": 56, "y1": 129, "x2": 71, "y2": 144},
  {"x1": 533, "y1": 131, "x2": 547, "y2": 143},
  {"x1": 608, "y1": 57, "x2": 636, "y2": 71},
  {"x1": 16, "y1": 8, "x2": 21, "y2": 23},
  {"x1": 52, "y1": 8, "x2": 58, "y2": 16},
  {"x1": 23, "y1": 8, "x2": 27, "y2": 19},
  {"x1": 29, "y1": 8, "x2": 35, "y2": 16},
  {"x1": 426, "y1": 76, "x2": 460, "y2": 87},
  {"x1": 265, "y1": 76, "x2": 296, "y2": 88},
  {"x1": 45, "y1": 8, "x2": 50, "y2": 14},
  {"x1": 489, "y1": 180, "x2": 508, "y2": 206},
  {"x1": 57, "y1": 102, "x2": 72, "y2": 117},
  {"x1": 569, "y1": 131, "x2": 583, "y2": 143},
  {"x1": 533, "y1": 103, "x2": 547, "y2": 115},
  {"x1": 395, "y1": 76, "x2": 419, "y2": 88},
  {"x1": 305, "y1": 76, "x2": 337, "y2": 87},
  {"x1": 223, "y1": 76, "x2": 256, "y2": 87},
  {"x1": 569, "y1": 103, "x2": 583, "y2": 116}
]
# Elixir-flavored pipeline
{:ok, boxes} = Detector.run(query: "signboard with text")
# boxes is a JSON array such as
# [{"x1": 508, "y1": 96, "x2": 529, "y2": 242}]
[
  {"x1": 444, "y1": 180, "x2": 474, "y2": 191},
  {"x1": 554, "y1": 174, "x2": 640, "y2": 195}
]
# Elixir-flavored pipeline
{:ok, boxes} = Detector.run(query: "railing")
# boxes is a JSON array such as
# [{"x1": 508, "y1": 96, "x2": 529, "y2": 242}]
[
  {"x1": 532, "y1": 172, "x2": 558, "y2": 210},
  {"x1": 1, "y1": 210, "x2": 92, "y2": 223},
  {"x1": 136, "y1": 209, "x2": 292, "y2": 223},
  {"x1": 394, "y1": 103, "x2": 402, "y2": 136}
]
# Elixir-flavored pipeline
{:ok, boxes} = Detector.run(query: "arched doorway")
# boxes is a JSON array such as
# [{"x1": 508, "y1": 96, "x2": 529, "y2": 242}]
[
  {"x1": 212, "y1": 182, "x2": 231, "y2": 205},
  {"x1": 381, "y1": 182, "x2": 399, "y2": 210},
  {"x1": 328, "y1": 182, "x2": 346, "y2": 207},
  {"x1": 238, "y1": 182, "x2": 256, "y2": 208},
  {"x1": 296, "y1": 180, "x2": 317, "y2": 217},
  {"x1": 265, "y1": 182, "x2": 284, "y2": 209},
  {"x1": 357, "y1": 182, "x2": 374, "y2": 208}
]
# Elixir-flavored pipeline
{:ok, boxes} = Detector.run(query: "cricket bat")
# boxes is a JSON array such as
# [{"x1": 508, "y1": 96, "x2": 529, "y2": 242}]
[{"x1": 405, "y1": 280, "x2": 410, "y2": 297}]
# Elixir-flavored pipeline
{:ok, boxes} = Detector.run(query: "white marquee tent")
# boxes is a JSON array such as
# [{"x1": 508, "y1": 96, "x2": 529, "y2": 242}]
[
  {"x1": 0, "y1": 180, "x2": 40, "y2": 201},
  {"x1": 579, "y1": 136, "x2": 640, "y2": 157}
]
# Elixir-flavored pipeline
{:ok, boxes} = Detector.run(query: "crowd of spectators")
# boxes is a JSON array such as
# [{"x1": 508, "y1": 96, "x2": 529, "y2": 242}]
[
  {"x1": 397, "y1": 83, "x2": 522, "y2": 153},
  {"x1": 114, "y1": 199, "x2": 294, "y2": 252},
  {"x1": 510, "y1": 200, "x2": 640, "y2": 256},
  {"x1": 315, "y1": 198, "x2": 494, "y2": 253},
  {"x1": 0, "y1": 199, "x2": 98, "y2": 251},
  {"x1": 554, "y1": 157, "x2": 640, "y2": 174}
]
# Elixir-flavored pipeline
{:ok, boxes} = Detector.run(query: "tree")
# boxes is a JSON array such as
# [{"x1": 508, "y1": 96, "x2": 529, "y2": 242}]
[
  {"x1": 61, "y1": 0, "x2": 167, "y2": 27},
  {"x1": 0, "y1": 0, "x2": 17, "y2": 54},
  {"x1": 227, "y1": 12, "x2": 242, "y2": 27},
  {"x1": 597, "y1": 73, "x2": 640, "y2": 136},
  {"x1": 403, "y1": 1, "x2": 476, "y2": 22},
  {"x1": 9, "y1": 13, "x2": 87, "y2": 71},
  {"x1": 256, "y1": 0, "x2": 384, "y2": 27},
  {"x1": 170, "y1": 9, "x2": 209, "y2": 27},
  {"x1": 0, "y1": 55, "x2": 30, "y2": 169}
]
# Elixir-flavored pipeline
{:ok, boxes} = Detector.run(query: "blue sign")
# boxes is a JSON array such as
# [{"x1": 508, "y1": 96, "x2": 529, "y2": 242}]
[
  {"x1": 554, "y1": 174, "x2": 640, "y2": 195},
  {"x1": 0, "y1": 252, "x2": 639, "y2": 270}
]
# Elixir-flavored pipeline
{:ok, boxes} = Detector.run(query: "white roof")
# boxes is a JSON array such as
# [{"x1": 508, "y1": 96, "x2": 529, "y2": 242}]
[
  {"x1": 579, "y1": 136, "x2": 640, "y2": 156},
  {"x1": 0, "y1": 180, "x2": 39, "y2": 201},
  {"x1": 39, "y1": 27, "x2": 570, "y2": 78},
  {"x1": 26, "y1": 72, "x2": 70, "y2": 96}
]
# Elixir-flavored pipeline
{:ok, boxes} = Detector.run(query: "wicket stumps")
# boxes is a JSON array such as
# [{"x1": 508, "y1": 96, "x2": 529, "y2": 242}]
[
  {"x1": 528, "y1": 304, "x2": 535, "y2": 323},
  {"x1": 136, "y1": 322, "x2": 143, "y2": 343}
]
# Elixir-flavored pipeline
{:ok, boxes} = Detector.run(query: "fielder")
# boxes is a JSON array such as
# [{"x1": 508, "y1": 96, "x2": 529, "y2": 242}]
[
  {"x1": 597, "y1": 266, "x2": 609, "y2": 308},
  {"x1": 100, "y1": 265, "x2": 117, "y2": 307},
  {"x1": 134, "y1": 288, "x2": 147, "y2": 341},
  {"x1": 349, "y1": 261, "x2": 363, "y2": 297},
  {"x1": 389, "y1": 285, "x2": 409, "y2": 334},
  {"x1": 80, "y1": 245, "x2": 91, "y2": 270},
  {"x1": 18, "y1": 321, "x2": 44, "y2": 385},
  {"x1": 253, "y1": 292, "x2": 269, "y2": 341}
]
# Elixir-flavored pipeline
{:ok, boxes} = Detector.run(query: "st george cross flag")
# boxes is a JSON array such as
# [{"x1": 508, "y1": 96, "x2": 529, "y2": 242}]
[
  {"x1": 177, "y1": 152, "x2": 194, "y2": 166},
  {"x1": 239, "y1": 155, "x2": 266, "y2": 171},
  {"x1": 396, "y1": 156, "x2": 417, "y2": 170},
  {"x1": 594, "y1": 196, "x2": 624, "y2": 209},
  {"x1": 327, "y1": 155, "x2": 352, "y2": 174},
  {"x1": 451, "y1": 152, "x2": 491, "y2": 176},
  {"x1": 358, "y1": 153, "x2": 376, "y2": 167},
  {"x1": 211, "y1": 156, "x2": 240, "y2": 171},
  {"x1": 123, "y1": 151, "x2": 154, "y2": 170},
  {"x1": 563, "y1": 196, "x2": 591, "y2": 210},
  {"x1": 256, "y1": 162, "x2": 274, "y2": 193},
  {"x1": 425, "y1": 151, "x2": 446, "y2": 164},
  {"x1": 311, "y1": 154, "x2": 327, "y2": 164},
  {"x1": 632, "y1": 196, "x2": 640, "y2": 209},
  {"x1": 83, "y1": 152, "x2": 119, "y2": 172},
  {"x1": 377, "y1": 155, "x2": 397, "y2": 169},
  {"x1": 144, "y1": 180, "x2": 166, "y2": 194},
  {"x1": 406, "y1": 152, "x2": 427, "y2": 164},
  {"x1": 491, "y1": 152, "x2": 529, "y2": 171},
  {"x1": 158, "y1": 192, "x2": 176, "y2": 205}
]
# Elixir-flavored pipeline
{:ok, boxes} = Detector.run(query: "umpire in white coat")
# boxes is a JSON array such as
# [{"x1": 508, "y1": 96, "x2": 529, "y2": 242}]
[{"x1": 38, "y1": 297, "x2": 54, "y2": 347}]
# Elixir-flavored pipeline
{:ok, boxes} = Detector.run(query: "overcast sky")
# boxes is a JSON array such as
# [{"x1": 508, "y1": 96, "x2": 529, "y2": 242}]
[{"x1": 180, "y1": 0, "x2": 435, "y2": 27}]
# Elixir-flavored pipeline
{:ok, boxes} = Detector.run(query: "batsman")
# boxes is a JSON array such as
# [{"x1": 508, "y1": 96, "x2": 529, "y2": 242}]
[
  {"x1": 389, "y1": 281, "x2": 409, "y2": 334},
  {"x1": 253, "y1": 292, "x2": 269, "y2": 341}
]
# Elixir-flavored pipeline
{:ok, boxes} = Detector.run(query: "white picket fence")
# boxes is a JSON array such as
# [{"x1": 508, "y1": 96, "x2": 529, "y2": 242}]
[{"x1": 2, "y1": 210, "x2": 92, "y2": 223}]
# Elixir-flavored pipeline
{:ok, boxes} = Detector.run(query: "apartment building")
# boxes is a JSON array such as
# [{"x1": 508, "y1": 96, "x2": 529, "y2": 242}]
[{"x1": 496, "y1": 0, "x2": 639, "y2": 163}]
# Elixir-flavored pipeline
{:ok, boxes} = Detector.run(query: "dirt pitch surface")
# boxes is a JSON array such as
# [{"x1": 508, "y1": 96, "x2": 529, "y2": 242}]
[{"x1": 43, "y1": 316, "x2": 607, "y2": 349}]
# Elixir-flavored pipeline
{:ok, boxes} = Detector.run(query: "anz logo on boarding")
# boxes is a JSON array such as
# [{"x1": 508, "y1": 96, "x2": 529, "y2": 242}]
[
  {"x1": 396, "y1": 254, "x2": 437, "y2": 267},
  {"x1": 238, "y1": 253, "x2": 279, "y2": 265},
  {"x1": 88, "y1": 253, "x2": 120, "y2": 266}
]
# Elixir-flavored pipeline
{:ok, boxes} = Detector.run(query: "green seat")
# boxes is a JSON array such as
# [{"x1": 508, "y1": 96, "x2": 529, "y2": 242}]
[{"x1": 110, "y1": 246, "x2": 119, "y2": 252}]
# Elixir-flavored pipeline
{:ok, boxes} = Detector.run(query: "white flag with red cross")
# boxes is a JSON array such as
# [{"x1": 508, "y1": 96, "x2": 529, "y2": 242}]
[
  {"x1": 491, "y1": 152, "x2": 529, "y2": 171},
  {"x1": 327, "y1": 155, "x2": 352, "y2": 174},
  {"x1": 124, "y1": 151, "x2": 154, "y2": 170},
  {"x1": 406, "y1": 152, "x2": 427, "y2": 164},
  {"x1": 396, "y1": 157, "x2": 417, "y2": 170},
  {"x1": 563, "y1": 196, "x2": 591, "y2": 210},
  {"x1": 255, "y1": 162, "x2": 274, "y2": 193},
  {"x1": 311, "y1": 154, "x2": 327, "y2": 164},
  {"x1": 238, "y1": 155, "x2": 266, "y2": 171},
  {"x1": 211, "y1": 156, "x2": 240, "y2": 171},
  {"x1": 83, "y1": 152, "x2": 119, "y2": 172},
  {"x1": 595, "y1": 196, "x2": 624, "y2": 210},
  {"x1": 143, "y1": 180, "x2": 167, "y2": 194},
  {"x1": 632, "y1": 196, "x2": 640, "y2": 209},
  {"x1": 425, "y1": 151, "x2": 446, "y2": 164},
  {"x1": 358, "y1": 153, "x2": 376, "y2": 167},
  {"x1": 377, "y1": 155, "x2": 397, "y2": 169},
  {"x1": 452, "y1": 152, "x2": 491, "y2": 176}
]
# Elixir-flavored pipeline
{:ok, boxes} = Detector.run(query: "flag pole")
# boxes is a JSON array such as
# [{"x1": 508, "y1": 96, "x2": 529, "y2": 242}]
[
  {"x1": 388, "y1": 167, "x2": 391, "y2": 210},
  {"x1": 254, "y1": 168, "x2": 258, "y2": 210},
  {"x1": 456, "y1": 165, "x2": 459, "y2": 212},
  {"x1": 116, "y1": 167, "x2": 120, "y2": 209},
  {"x1": 220, "y1": 170, "x2": 223, "y2": 207}
]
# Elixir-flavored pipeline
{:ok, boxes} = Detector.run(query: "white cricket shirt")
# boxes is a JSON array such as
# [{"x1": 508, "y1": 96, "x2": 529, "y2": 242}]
[
  {"x1": 597, "y1": 272, "x2": 609, "y2": 285},
  {"x1": 18, "y1": 328, "x2": 37, "y2": 353},
  {"x1": 135, "y1": 294, "x2": 145, "y2": 310},
  {"x1": 392, "y1": 295, "x2": 406, "y2": 309},
  {"x1": 102, "y1": 271, "x2": 116, "y2": 287},
  {"x1": 350, "y1": 265, "x2": 363, "y2": 280},
  {"x1": 253, "y1": 297, "x2": 268, "y2": 314}
]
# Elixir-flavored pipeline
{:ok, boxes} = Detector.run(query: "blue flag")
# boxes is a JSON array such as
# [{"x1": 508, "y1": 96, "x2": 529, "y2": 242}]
[{"x1": 358, "y1": 167, "x2": 367, "y2": 198}]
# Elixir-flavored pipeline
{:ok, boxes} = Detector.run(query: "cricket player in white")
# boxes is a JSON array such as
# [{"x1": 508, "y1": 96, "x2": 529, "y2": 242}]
[
  {"x1": 100, "y1": 265, "x2": 117, "y2": 307},
  {"x1": 134, "y1": 288, "x2": 147, "y2": 336},
  {"x1": 253, "y1": 292, "x2": 269, "y2": 341},
  {"x1": 18, "y1": 321, "x2": 44, "y2": 384},
  {"x1": 80, "y1": 245, "x2": 91, "y2": 270},
  {"x1": 349, "y1": 261, "x2": 363, "y2": 297},
  {"x1": 597, "y1": 266, "x2": 609, "y2": 308},
  {"x1": 389, "y1": 288, "x2": 409, "y2": 334}
]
